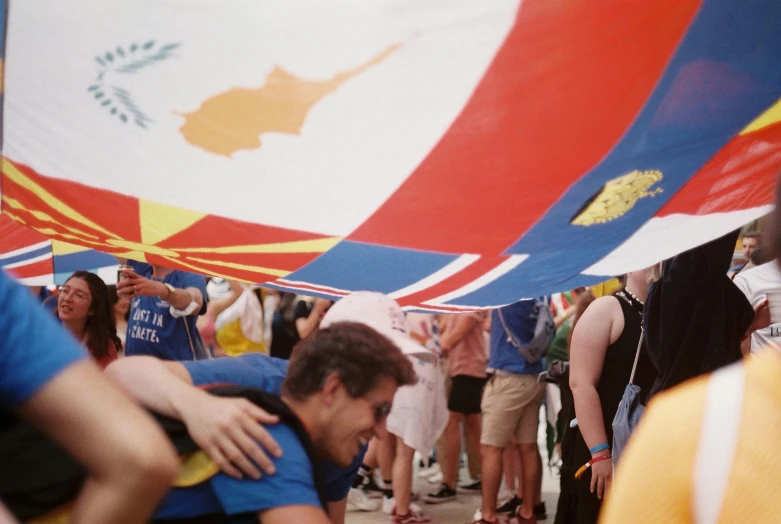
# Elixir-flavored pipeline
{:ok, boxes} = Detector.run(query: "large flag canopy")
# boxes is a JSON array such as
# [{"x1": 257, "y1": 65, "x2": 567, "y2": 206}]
[{"x1": 1, "y1": 0, "x2": 780, "y2": 311}]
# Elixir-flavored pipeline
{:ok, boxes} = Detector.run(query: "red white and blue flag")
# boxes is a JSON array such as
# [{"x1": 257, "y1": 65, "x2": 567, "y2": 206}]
[
  {"x1": 1, "y1": 0, "x2": 779, "y2": 309},
  {"x1": 0, "y1": 215, "x2": 118, "y2": 286}
]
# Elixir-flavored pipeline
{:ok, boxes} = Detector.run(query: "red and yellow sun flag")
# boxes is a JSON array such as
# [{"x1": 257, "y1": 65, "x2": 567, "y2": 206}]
[{"x1": 2, "y1": 159, "x2": 339, "y2": 283}]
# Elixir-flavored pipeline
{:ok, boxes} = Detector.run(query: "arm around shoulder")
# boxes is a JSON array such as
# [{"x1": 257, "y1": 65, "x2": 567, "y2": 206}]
[{"x1": 18, "y1": 360, "x2": 178, "y2": 523}]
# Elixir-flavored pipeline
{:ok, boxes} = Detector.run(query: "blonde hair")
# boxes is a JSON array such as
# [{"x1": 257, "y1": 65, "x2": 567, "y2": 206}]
[{"x1": 646, "y1": 261, "x2": 664, "y2": 284}]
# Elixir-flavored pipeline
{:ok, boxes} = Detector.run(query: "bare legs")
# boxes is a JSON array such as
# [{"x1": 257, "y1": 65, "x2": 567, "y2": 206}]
[{"x1": 393, "y1": 440, "x2": 417, "y2": 515}]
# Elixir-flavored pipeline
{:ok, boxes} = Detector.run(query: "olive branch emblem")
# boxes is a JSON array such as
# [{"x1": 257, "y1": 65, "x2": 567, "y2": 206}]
[{"x1": 88, "y1": 41, "x2": 181, "y2": 128}]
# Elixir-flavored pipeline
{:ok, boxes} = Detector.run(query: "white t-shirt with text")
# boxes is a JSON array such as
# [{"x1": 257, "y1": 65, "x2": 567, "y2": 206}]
[{"x1": 734, "y1": 261, "x2": 781, "y2": 352}]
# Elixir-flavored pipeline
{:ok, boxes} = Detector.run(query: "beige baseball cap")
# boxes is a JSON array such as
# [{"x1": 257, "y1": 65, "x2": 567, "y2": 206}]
[{"x1": 321, "y1": 291, "x2": 435, "y2": 362}]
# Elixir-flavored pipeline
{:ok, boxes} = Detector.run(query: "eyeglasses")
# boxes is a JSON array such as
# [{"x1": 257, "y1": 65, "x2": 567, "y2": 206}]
[
  {"x1": 372, "y1": 401, "x2": 392, "y2": 424},
  {"x1": 60, "y1": 285, "x2": 90, "y2": 301}
]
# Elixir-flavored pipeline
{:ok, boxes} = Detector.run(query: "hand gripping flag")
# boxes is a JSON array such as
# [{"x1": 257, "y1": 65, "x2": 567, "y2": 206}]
[{"x1": 1, "y1": 0, "x2": 780, "y2": 311}]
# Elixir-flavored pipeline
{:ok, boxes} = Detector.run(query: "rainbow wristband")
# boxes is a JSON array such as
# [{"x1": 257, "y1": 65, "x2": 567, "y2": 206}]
[
  {"x1": 589, "y1": 443, "x2": 610, "y2": 455},
  {"x1": 575, "y1": 453, "x2": 612, "y2": 480}
]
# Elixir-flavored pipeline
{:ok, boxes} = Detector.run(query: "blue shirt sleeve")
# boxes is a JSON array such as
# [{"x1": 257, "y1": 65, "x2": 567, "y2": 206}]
[
  {"x1": 210, "y1": 423, "x2": 321, "y2": 514},
  {"x1": 128, "y1": 260, "x2": 151, "y2": 276},
  {"x1": 182, "y1": 354, "x2": 288, "y2": 394},
  {"x1": 0, "y1": 270, "x2": 87, "y2": 407}
]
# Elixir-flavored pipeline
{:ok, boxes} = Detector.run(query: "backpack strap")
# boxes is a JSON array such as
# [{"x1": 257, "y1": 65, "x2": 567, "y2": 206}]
[
  {"x1": 692, "y1": 363, "x2": 745, "y2": 524},
  {"x1": 0, "y1": 386, "x2": 329, "y2": 521},
  {"x1": 206, "y1": 385, "x2": 329, "y2": 512}
]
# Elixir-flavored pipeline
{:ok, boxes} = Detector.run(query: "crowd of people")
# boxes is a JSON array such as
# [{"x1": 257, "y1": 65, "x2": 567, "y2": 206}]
[{"x1": 0, "y1": 186, "x2": 779, "y2": 524}]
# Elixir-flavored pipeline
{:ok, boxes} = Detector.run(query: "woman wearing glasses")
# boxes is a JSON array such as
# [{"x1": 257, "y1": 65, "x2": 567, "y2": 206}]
[{"x1": 58, "y1": 271, "x2": 120, "y2": 369}]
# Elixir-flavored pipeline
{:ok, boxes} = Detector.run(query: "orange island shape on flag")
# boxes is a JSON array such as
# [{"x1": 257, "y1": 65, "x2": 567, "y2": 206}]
[{"x1": 178, "y1": 43, "x2": 402, "y2": 157}]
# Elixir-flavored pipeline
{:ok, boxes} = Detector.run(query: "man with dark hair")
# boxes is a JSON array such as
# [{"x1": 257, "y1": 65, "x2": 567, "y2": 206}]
[
  {"x1": 743, "y1": 231, "x2": 761, "y2": 261},
  {"x1": 106, "y1": 291, "x2": 427, "y2": 524},
  {"x1": 729, "y1": 231, "x2": 762, "y2": 278}
]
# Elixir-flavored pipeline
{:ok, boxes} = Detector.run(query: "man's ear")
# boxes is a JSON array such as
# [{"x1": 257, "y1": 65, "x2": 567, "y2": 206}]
[{"x1": 321, "y1": 372, "x2": 343, "y2": 405}]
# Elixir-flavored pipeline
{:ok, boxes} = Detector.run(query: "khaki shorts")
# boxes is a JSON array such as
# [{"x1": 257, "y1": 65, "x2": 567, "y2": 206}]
[{"x1": 480, "y1": 374, "x2": 545, "y2": 447}]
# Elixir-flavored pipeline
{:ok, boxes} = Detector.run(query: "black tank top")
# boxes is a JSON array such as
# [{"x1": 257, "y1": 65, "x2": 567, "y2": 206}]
[{"x1": 572, "y1": 291, "x2": 656, "y2": 468}]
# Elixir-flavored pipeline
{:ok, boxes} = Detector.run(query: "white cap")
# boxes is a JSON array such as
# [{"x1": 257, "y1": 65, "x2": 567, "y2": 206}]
[{"x1": 321, "y1": 291, "x2": 435, "y2": 362}]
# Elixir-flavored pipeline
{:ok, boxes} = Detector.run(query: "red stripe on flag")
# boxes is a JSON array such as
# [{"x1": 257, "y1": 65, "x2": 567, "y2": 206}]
[
  {"x1": 394, "y1": 255, "x2": 508, "y2": 308},
  {"x1": 3, "y1": 160, "x2": 142, "y2": 242},
  {"x1": 350, "y1": 0, "x2": 700, "y2": 254},
  {"x1": 6, "y1": 258, "x2": 54, "y2": 280},
  {"x1": 0, "y1": 214, "x2": 49, "y2": 252},
  {"x1": 657, "y1": 121, "x2": 781, "y2": 216}
]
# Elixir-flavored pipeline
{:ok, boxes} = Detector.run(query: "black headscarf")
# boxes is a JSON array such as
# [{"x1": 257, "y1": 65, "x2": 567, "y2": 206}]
[{"x1": 644, "y1": 229, "x2": 755, "y2": 399}]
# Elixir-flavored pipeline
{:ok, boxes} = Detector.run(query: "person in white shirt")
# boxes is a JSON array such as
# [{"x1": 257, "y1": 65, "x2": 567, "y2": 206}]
[{"x1": 734, "y1": 260, "x2": 780, "y2": 352}]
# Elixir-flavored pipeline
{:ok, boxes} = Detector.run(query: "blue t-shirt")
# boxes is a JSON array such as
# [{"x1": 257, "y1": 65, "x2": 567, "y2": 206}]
[
  {"x1": 124, "y1": 261, "x2": 208, "y2": 361},
  {"x1": 488, "y1": 299, "x2": 547, "y2": 375},
  {"x1": 183, "y1": 353, "x2": 288, "y2": 394},
  {"x1": 155, "y1": 423, "x2": 321, "y2": 519},
  {"x1": 178, "y1": 354, "x2": 363, "y2": 504},
  {"x1": 0, "y1": 270, "x2": 86, "y2": 408}
]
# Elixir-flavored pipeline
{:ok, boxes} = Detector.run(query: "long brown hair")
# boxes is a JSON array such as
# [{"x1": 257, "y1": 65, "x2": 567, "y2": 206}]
[{"x1": 63, "y1": 271, "x2": 123, "y2": 358}]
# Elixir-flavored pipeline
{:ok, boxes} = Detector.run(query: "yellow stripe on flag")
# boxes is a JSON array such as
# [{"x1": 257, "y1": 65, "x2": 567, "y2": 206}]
[
  {"x1": 741, "y1": 97, "x2": 781, "y2": 135},
  {"x1": 51, "y1": 240, "x2": 91, "y2": 256},
  {"x1": 160, "y1": 255, "x2": 289, "y2": 282},
  {"x1": 2, "y1": 159, "x2": 119, "y2": 238},
  {"x1": 185, "y1": 256, "x2": 291, "y2": 277},
  {"x1": 176, "y1": 237, "x2": 341, "y2": 255}
]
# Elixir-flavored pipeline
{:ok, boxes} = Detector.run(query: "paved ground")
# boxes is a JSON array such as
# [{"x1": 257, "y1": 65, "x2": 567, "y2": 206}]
[{"x1": 347, "y1": 418, "x2": 561, "y2": 524}]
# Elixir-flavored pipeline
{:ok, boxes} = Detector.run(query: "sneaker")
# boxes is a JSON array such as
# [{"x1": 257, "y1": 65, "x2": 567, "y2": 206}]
[
  {"x1": 362, "y1": 476, "x2": 385, "y2": 498},
  {"x1": 497, "y1": 496, "x2": 522, "y2": 515},
  {"x1": 417, "y1": 463, "x2": 441, "y2": 479},
  {"x1": 392, "y1": 506, "x2": 432, "y2": 523},
  {"x1": 534, "y1": 502, "x2": 547, "y2": 520},
  {"x1": 424, "y1": 483, "x2": 457, "y2": 504},
  {"x1": 418, "y1": 455, "x2": 437, "y2": 469},
  {"x1": 382, "y1": 496, "x2": 396, "y2": 514},
  {"x1": 459, "y1": 479, "x2": 482, "y2": 494},
  {"x1": 347, "y1": 487, "x2": 380, "y2": 511},
  {"x1": 427, "y1": 471, "x2": 444, "y2": 484}
]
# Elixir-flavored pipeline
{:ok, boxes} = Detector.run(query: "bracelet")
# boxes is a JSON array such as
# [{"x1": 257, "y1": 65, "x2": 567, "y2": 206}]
[
  {"x1": 589, "y1": 443, "x2": 610, "y2": 455},
  {"x1": 575, "y1": 453, "x2": 612, "y2": 479}
]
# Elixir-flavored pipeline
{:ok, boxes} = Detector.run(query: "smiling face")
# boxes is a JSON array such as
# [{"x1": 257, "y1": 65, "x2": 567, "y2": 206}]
[
  {"x1": 320, "y1": 376, "x2": 398, "y2": 467},
  {"x1": 58, "y1": 277, "x2": 94, "y2": 324}
]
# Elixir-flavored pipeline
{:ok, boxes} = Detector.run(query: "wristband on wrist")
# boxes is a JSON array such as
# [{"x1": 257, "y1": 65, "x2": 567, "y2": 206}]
[
  {"x1": 589, "y1": 443, "x2": 610, "y2": 455},
  {"x1": 575, "y1": 453, "x2": 612, "y2": 479}
]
